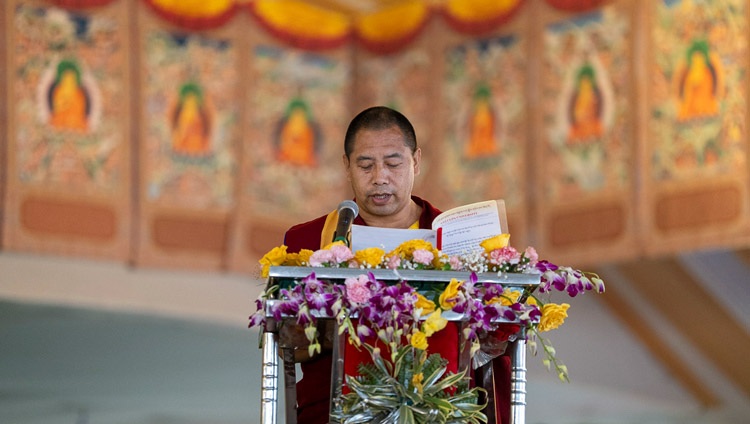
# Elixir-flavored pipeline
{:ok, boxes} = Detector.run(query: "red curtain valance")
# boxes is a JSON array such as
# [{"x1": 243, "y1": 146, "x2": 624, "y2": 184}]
[
  {"x1": 140, "y1": 0, "x2": 530, "y2": 53},
  {"x1": 48, "y1": 0, "x2": 116, "y2": 8},
  {"x1": 544, "y1": 0, "x2": 607, "y2": 12},
  {"x1": 47, "y1": 0, "x2": 610, "y2": 53}
]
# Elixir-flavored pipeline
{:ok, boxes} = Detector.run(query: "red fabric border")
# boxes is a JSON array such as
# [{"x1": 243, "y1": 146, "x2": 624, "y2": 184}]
[
  {"x1": 47, "y1": 0, "x2": 116, "y2": 8},
  {"x1": 246, "y1": 3, "x2": 351, "y2": 51},
  {"x1": 439, "y1": 1, "x2": 525, "y2": 36},
  {"x1": 544, "y1": 0, "x2": 607, "y2": 12},
  {"x1": 142, "y1": 0, "x2": 240, "y2": 31}
]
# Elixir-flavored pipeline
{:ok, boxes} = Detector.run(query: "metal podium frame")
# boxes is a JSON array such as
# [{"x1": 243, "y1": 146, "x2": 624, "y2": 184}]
[{"x1": 259, "y1": 266, "x2": 540, "y2": 424}]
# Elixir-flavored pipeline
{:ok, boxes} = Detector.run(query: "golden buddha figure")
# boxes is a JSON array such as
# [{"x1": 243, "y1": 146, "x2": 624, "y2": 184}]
[
  {"x1": 171, "y1": 83, "x2": 211, "y2": 156},
  {"x1": 464, "y1": 84, "x2": 499, "y2": 159},
  {"x1": 677, "y1": 40, "x2": 719, "y2": 122},
  {"x1": 567, "y1": 64, "x2": 604, "y2": 144},
  {"x1": 49, "y1": 60, "x2": 89, "y2": 132},
  {"x1": 276, "y1": 98, "x2": 318, "y2": 167}
]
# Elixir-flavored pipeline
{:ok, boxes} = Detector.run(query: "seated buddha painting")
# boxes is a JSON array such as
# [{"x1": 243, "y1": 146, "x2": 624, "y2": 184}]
[
  {"x1": 171, "y1": 82, "x2": 212, "y2": 157},
  {"x1": 274, "y1": 97, "x2": 320, "y2": 167},
  {"x1": 674, "y1": 39, "x2": 722, "y2": 122},
  {"x1": 464, "y1": 83, "x2": 500, "y2": 160},
  {"x1": 46, "y1": 59, "x2": 93, "y2": 133},
  {"x1": 566, "y1": 63, "x2": 604, "y2": 144}
]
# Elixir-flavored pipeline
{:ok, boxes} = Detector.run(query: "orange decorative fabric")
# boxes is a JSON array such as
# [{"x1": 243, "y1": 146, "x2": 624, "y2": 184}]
[
  {"x1": 354, "y1": 1, "x2": 432, "y2": 54},
  {"x1": 249, "y1": 0, "x2": 351, "y2": 50},
  {"x1": 441, "y1": 0, "x2": 525, "y2": 35},
  {"x1": 143, "y1": 0, "x2": 240, "y2": 30},
  {"x1": 51, "y1": 0, "x2": 533, "y2": 53}
]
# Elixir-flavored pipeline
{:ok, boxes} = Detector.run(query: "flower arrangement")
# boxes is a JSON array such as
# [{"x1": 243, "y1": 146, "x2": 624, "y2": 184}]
[{"x1": 249, "y1": 235, "x2": 604, "y2": 423}]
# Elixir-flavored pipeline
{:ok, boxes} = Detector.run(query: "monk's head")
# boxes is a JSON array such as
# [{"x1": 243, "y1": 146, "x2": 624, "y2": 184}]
[{"x1": 343, "y1": 106, "x2": 422, "y2": 227}]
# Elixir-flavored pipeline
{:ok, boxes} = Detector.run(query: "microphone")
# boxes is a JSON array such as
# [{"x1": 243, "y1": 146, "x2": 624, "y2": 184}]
[{"x1": 332, "y1": 200, "x2": 359, "y2": 246}]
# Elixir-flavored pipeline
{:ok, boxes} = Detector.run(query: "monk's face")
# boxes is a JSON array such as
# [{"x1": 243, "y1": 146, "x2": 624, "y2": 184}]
[{"x1": 344, "y1": 126, "x2": 421, "y2": 223}]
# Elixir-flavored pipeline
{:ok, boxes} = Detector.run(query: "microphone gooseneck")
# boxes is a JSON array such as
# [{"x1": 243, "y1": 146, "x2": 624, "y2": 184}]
[{"x1": 333, "y1": 200, "x2": 359, "y2": 246}]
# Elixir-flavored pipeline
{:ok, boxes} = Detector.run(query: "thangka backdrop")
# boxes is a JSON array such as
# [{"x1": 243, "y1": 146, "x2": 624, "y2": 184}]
[
  {"x1": 353, "y1": 28, "x2": 435, "y2": 200},
  {"x1": 134, "y1": 7, "x2": 241, "y2": 269},
  {"x1": 440, "y1": 15, "x2": 530, "y2": 247},
  {"x1": 535, "y1": 2, "x2": 636, "y2": 265},
  {"x1": 645, "y1": 0, "x2": 750, "y2": 254},
  {"x1": 3, "y1": 0, "x2": 131, "y2": 259},
  {"x1": 228, "y1": 31, "x2": 352, "y2": 272},
  {"x1": 3, "y1": 0, "x2": 749, "y2": 273}
]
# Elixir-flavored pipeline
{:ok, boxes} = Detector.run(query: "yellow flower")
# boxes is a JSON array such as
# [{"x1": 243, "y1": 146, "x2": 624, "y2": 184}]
[
  {"x1": 410, "y1": 330, "x2": 428, "y2": 350},
  {"x1": 423, "y1": 310, "x2": 448, "y2": 337},
  {"x1": 412, "y1": 372, "x2": 424, "y2": 394},
  {"x1": 487, "y1": 288, "x2": 521, "y2": 306},
  {"x1": 388, "y1": 239, "x2": 436, "y2": 258},
  {"x1": 354, "y1": 247, "x2": 385, "y2": 268},
  {"x1": 299, "y1": 249, "x2": 313, "y2": 265},
  {"x1": 537, "y1": 303, "x2": 570, "y2": 332},
  {"x1": 322, "y1": 240, "x2": 346, "y2": 250},
  {"x1": 259, "y1": 245, "x2": 288, "y2": 278},
  {"x1": 480, "y1": 233, "x2": 510, "y2": 252},
  {"x1": 415, "y1": 293, "x2": 436, "y2": 314},
  {"x1": 439, "y1": 278, "x2": 462, "y2": 310},
  {"x1": 285, "y1": 250, "x2": 314, "y2": 266}
]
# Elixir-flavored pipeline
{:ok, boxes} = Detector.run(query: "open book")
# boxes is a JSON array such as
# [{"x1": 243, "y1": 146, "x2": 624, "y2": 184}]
[{"x1": 351, "y1": 199, "x2": 508, "y2": 256}]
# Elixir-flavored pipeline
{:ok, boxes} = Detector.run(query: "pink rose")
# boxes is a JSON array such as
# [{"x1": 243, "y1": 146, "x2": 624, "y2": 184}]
[
  {"x1": 309, "y1": 250, "x2": 334, "y2": 267},
  {"x1": 489, "y1": 246, "x2": 520, "y2": 265},
  {"x1": 386, "y1": 255, "x2": 401, "y2": 269},
  {"x1": 345, "y1": 275, "x2": 372, "y2": 304},
  {"x1": 330, "y1": 244, "x2": 354, "y2": 264},
  {"x1": 448, "y1": 256, "x2": 463, "y2": 270},
  {"x1": 412, "y1": 249, "x2": 434, "y2": 265},
  {"x1": 524, "y1": 246, "x2": 538, "y2": 266}
]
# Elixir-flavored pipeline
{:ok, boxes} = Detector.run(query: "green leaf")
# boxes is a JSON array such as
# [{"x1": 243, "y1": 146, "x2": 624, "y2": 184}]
[
  {"x1": 397, "y1": 404, "x2": 415, "y2": 424},
  {"x1": 426, "y1": 371, "x2": 465, "y2": 394},
  {"x1": 422, "y1": 395, "x2": 453, "y2": 412},
  {"x1": 421, "y1": 365, "x2": 447, "y2": 389}
]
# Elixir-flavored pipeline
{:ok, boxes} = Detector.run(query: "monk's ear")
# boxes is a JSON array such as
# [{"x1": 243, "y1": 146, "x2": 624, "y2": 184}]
[
  {"x1": 413, "y1": 148, "x2": 422, "y2": 176},
  {"x1": 343, "y1": 154, "x2": 351, "y2": 179}
]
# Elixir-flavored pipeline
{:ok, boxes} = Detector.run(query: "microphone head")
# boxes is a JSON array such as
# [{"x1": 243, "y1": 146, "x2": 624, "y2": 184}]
[{"x1": 338, "y1": 200, "x2": 359, "y2": 217}]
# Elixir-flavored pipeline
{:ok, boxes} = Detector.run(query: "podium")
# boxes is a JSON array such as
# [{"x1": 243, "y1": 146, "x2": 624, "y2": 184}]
[{"x1": 259, "y1": 266, "x2": 541, "y2": 424}]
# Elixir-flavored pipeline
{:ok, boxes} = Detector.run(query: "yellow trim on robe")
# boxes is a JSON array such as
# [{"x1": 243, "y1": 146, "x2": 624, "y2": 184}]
[{"x1": 320, "y1": 210, "x2": 339, "y2": 249}]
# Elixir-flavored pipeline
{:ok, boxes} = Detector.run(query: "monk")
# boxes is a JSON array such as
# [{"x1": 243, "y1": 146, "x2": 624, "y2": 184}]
[{"x1": 283, "y1": 106, "x2": 513, "y2": 424}]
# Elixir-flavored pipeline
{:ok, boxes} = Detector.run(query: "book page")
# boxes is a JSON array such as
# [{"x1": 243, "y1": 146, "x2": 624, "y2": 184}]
[
  {"x1": 431, "y1": 200, "x2": 505, "y2": 256},
  {"x1": 351, "y1": 225, "x2": 437, "y2": 253}
]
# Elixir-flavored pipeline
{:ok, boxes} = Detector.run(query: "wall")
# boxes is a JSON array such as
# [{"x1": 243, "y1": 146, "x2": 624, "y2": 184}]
[{"x1": 1, "y1": 0, "x2": 749, "y2": 278}]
